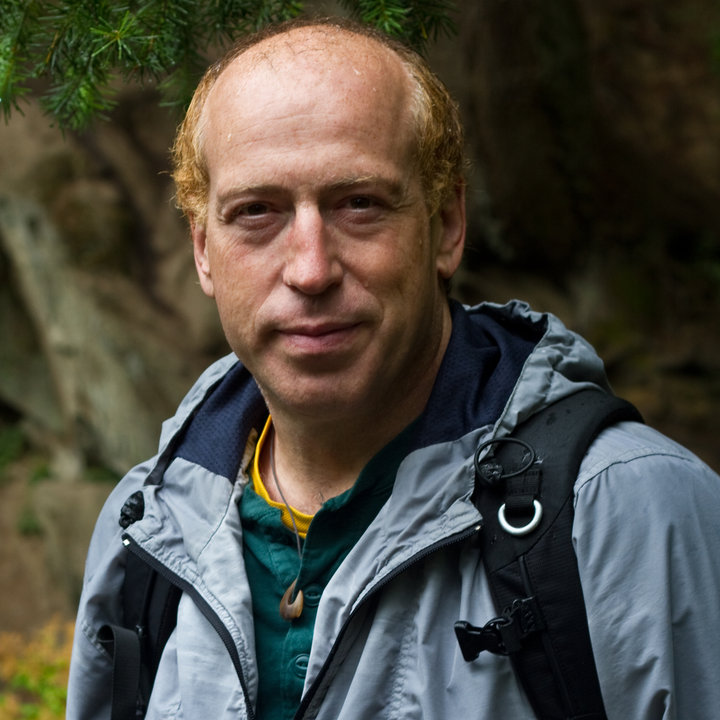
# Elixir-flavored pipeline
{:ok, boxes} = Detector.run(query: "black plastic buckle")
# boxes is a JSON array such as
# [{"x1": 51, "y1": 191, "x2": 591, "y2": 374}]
[
  {"x1": 455, "y1": 596, "x2": 545, "y2": 661},
  {"x1": 454, "y1": 616, "x2": 513, "y2": 660}
]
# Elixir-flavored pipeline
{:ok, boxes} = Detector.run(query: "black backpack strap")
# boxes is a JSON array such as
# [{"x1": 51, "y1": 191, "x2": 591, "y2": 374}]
[
  {"x1": 99, "y1": 492, "x2": 183, "y2": 719},
  {"x1": 455, "y1": 389, "x2": 642, "y2": 720},
  {"x1": 97, "y1": 623, "x2": 141, "y2": 720}
]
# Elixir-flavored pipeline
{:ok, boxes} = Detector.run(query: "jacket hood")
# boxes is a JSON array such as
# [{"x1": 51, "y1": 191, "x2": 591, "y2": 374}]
[{"x1": 485, "y1": 300, "x2": 611, "y2": 436}]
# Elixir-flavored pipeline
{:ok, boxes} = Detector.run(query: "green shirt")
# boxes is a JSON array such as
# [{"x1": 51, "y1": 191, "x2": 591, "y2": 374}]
[{"x1": 239, "y1": 425, "x2": 414, "y2": 720}]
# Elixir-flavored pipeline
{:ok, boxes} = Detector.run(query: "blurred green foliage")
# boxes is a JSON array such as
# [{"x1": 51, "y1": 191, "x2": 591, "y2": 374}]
[{"x1": 0, "y1": 618, "x2": 73, "y2": 719}]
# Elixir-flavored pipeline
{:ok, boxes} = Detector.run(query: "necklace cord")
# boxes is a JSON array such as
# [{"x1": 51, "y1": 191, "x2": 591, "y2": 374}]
[
  {"x1": 269, "y1": 429, "x2": 305, "y2": 620},
  {"x1": 269, "y1": 430, "x2": 303, "y2": 561}
]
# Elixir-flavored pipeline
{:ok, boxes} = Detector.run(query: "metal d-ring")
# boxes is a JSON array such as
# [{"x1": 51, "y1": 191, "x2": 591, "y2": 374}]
[{"x1": 498, "y1": 500, "x2": 543, "y2": 536}]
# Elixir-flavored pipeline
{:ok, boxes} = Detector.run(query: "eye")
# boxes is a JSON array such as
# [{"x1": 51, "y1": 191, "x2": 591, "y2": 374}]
[
  {"x1": 238, "y1": 202, "x2": 270, "y2": 217},
  {"x1": 332, "y1": 193, "x2": 389, "y2": 230},
  {"x1": 219, "y1": 199, "x2": 286, "y2": 244},
  {"x1": 342, "y1": 195, "x2": 390, "y2": 213},
  {"x1": 220, "y1": 201, "x2": 273, "y2": 224},
  {"x1": 346, "y1": 196, "x2": 374, "y2": 210}
]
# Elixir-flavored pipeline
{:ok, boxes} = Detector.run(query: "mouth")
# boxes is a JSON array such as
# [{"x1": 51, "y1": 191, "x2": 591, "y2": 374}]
[{"x1": 276, "y1": 320, "x2": 363, "y2": 354}]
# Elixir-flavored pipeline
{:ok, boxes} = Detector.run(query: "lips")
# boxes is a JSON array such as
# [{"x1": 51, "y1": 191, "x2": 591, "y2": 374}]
[
  {"x1": 281, "y1": 321, "x2": 358, "y2": 336},
  {"x1": 276, "y1": 320, "x2": 363, "y2": 355}
]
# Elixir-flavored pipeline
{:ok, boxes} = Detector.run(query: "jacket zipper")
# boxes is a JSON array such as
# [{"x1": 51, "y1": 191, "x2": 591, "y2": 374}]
[
  {"x1": 122, "y1": 534, "x2": 257, "y2": 720},
  {"x1": 294, "y1": 520, "x2": 482, "y2": 719}
]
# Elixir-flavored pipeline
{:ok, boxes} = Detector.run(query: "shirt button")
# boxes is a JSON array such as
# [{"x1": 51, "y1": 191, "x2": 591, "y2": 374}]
[
  {"x1": 303, "y1": 585, "x2": 323, "y2": 607},
  {"x1": 293, "y1": 654, "x2": 310, "y2": 678}
]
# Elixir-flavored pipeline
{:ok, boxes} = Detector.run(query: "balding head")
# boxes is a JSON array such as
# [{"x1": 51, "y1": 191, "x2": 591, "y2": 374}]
[{"x1": 172, "y1": 18, "x2": 464, "y2": 225}]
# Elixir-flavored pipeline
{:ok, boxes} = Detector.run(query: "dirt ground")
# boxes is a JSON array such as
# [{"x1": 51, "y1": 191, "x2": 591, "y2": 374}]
[
  {"x1": 0, "y1": 458, "x2": 112, "y2": 634},
  {"x1": 0, "y1": 469, "x2": 72, "y2": 633}
]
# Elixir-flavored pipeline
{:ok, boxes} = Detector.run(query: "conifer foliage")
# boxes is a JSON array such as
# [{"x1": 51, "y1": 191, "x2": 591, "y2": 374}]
[{"x1": 0, "y1": 0, "x2": 455, "y2": 130}]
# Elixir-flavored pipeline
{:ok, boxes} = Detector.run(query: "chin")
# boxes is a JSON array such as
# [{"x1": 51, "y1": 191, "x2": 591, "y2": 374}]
[{"x1": 268, "y1": 377, "x2": 374, "y2": 418}]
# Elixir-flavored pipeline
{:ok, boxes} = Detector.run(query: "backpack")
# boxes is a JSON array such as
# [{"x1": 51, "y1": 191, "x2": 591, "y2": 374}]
[
  {"x1": 455, "y1": 388, "x2": 642, "y2": 719},
  {"x1": 98, "y1": 512, "x2": 182, "y2": 720},
  {"x1": 103, "y1": 388, "x2": 641, "y2": 719}
]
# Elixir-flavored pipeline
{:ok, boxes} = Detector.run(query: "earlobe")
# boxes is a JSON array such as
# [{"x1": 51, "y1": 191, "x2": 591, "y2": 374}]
[
  {"x1": 190, "y1": 217, "x2": 215, "y2": 298},
  {"x1": 435, "y1": 182, "x2": 466, "y2": 280}
]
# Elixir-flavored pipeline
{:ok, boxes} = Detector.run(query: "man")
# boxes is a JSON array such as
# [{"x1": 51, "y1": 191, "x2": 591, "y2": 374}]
[{"x1": 68, "y1": 17, "x2": 720, "y2": 720}]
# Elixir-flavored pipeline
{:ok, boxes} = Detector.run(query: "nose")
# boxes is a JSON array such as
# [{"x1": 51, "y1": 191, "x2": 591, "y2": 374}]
[{"x1": 282, "y1": 206, "x2": 343, "y2": 295}]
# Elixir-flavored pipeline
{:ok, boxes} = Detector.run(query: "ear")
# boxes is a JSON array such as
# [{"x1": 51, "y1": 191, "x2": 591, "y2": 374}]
[
  {"x1": 190, "y1": 216, "x2": 215, "y2": 298},
  {"x1": 434, "y1": 182, "x2": 466, "y2": 281}
]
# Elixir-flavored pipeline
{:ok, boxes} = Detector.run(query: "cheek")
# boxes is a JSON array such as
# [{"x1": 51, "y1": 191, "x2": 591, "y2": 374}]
[
  {"x1": 208, "y1": 264, "x2": 257, "y2": 338},
  {"x1": 376, "y1": 239, "x2": 437, "y2": 298},
  {"x1": 356, "y1": 224, "x2": 433, "y2": 286},
  {"x1": 207, "y1": 241, "x2": 266, "y2": 307}
]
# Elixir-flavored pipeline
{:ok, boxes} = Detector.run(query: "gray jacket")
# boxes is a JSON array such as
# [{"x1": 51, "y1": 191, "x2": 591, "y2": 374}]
[{"x1": 67, "y1": 301, "x2": 720, "y2": 719}]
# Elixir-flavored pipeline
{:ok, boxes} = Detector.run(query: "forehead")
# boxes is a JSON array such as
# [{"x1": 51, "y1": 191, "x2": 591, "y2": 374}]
[
  {"x1": 202, "y1": 27, "x2": 416, "y2": 144},
  {"x1": 239, "y1": 26, "x2": 407, "y2": 77}
]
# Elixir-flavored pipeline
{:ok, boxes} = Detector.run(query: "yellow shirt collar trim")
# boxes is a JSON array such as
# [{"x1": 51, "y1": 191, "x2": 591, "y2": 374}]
[{"x1": 251, "y1": 416, "x2": 313, "y2": 538}]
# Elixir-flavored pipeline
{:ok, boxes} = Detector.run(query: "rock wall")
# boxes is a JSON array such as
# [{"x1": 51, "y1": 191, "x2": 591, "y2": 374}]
[{"x1": 0, "y1": 96, "x2": 224, "y2": 478}]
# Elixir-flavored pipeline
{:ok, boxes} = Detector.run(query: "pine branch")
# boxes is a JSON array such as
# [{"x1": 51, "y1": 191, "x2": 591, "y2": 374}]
[
  {"x1": 0, "y1": 0, "x2": 44, "y2": 121},
  {"x1": 1, "y1": 0, "x2": 456, "y2": 129},
  {"x1": 340, "y1": 0, "x2": 457, "y2": 51}
]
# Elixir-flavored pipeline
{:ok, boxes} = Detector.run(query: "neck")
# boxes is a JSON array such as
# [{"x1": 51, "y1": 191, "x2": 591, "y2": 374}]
[{"x1": 264, "y1": 414, "x2": 404, "y2": 514}]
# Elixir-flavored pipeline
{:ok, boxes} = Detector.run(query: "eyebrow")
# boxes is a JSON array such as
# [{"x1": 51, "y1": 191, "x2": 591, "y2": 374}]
[
  {"x1": 215, "y1": 184, "x2": 279, "y2": 208},
  {"x1": 326, "y1": 175, "x2": 409, "y2": 199}
]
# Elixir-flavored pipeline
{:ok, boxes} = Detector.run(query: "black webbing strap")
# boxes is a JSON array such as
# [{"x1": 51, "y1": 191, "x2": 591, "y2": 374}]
[
  {"x1": 98, "y1": 623, "x2": 142, "y2": 720},
  {"x1": 456, "y1": 389, "x2": 642, "y2": 720}
]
